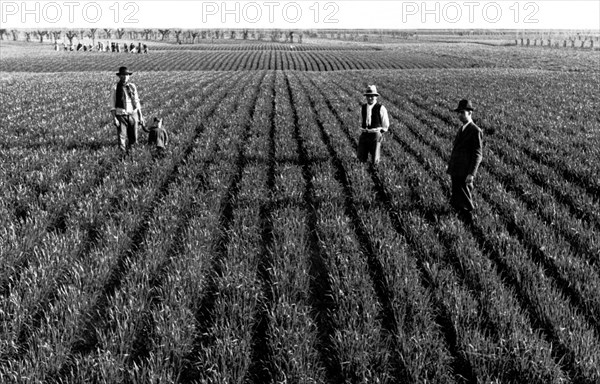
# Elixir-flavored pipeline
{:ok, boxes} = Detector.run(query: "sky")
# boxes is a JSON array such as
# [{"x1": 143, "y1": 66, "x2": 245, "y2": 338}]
[{"x1": 1, "y1": 0, "x2": 599, "y2": 30}]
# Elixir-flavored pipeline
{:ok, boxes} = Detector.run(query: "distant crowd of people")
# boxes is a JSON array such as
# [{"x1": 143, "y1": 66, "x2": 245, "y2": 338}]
[{"x1": 55, "y1": 41, "x2": 149, "y2": 53}]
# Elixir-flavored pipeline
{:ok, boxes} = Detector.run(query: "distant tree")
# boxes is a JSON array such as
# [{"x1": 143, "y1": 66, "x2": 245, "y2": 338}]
[
  {"x1": 11, "y1": 30, "x2": 19, "y2": 40},
  {"x1": 25, "y1": 32, "x2": 32, "y2": 42},
  {"x1": 242, "y1": 30, "x2": 248, "y2": 40},
  {"x1": 36, "y1": 30, "x2": 48, "y2": 43},
  {"x1": 51, "y1": 31, "x2": 62, "y2": 42},
  {"x1": 190, "y1": 30, "x2": 199, "y2": 43},
  {"x1": 174, "y1": 30, "x2": 182, "y2": 43},
  {"x1": 65, "y1": 30, "x2": 78, "y2": 45},
  {"x1": 201, "y1": 30, "x2": 207, "y2": 39},
  {"x1": 104, "y1": 29, "x2": 112, "y2": 39},
  {"x1": 230, "y1": 30, "x2": 236, "y2": 39},
  {"x1": 158, "y1": 29, "x2": 170, "y2": 41},
  {"x1": 88, "y1": 28, "x2": 97, "y2": 45},
  {"x1": 0, "y1": 29, "x2": 6, "y2": 40},
  {"x1": 116, "y1": 28, "x2": 126, "y2": 39},
  {"x1": 143, "y1": 29, "x2": 153, "y2": 40},
  {"x1": 79, "y1": 29, "x2": 85, "y2": 41}
]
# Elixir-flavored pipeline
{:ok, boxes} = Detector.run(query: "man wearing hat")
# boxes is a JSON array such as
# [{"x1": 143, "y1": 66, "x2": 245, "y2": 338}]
[
  {"x1": 358, "y1": 85, "x2": 390, "y2": 165},
  {"x1": 110, "y1": 66, "x2": 144, "y2": 152},
  {"x1": 447, "y1": 99, "x2": 483, "y2": 223}
]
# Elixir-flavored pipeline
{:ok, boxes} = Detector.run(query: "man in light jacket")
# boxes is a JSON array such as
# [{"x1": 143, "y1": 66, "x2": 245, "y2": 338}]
[
  {"x1": 110, "y1": 66, "x2": 144, "y2": 152},
  {"x1": 358, "y1": 85, "x2": 390, "y2": 165}
]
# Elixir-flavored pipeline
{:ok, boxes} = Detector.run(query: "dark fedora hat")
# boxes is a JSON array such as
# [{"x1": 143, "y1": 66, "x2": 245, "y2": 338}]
[
  {"x1": 116, "y1": 66, "x2": 133, "y2": 76},
  {"x1": 453, "y1": 99, "x2": 474, "y2": 112}
]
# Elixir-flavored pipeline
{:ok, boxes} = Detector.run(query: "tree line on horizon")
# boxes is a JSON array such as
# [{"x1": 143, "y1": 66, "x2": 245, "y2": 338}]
[{"x1": 1, "y1": 27, "x2": 598, "y2": 47}]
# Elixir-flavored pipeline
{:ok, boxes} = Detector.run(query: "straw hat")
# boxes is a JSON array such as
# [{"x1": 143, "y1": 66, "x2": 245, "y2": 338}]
[{"x1": 363, "y1": 85, "x2": 380, "y2": 96}]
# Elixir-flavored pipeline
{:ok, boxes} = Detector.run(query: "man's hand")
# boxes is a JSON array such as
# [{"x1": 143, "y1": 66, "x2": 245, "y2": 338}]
[
  {"x1": 111, "y1": 110, "x2": 119, "y2": 127},
  {"x1": 361, "y1": 128, "x2": 383, "y2": 134}
]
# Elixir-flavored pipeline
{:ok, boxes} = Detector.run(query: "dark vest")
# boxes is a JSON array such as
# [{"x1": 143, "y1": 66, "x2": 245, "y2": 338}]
[
  {"x1": 362, "y1": 103, "x2": 382, "y2": 128},
  {"x1": 115, "y1": 82, "x2": 135, "y2": 109}
]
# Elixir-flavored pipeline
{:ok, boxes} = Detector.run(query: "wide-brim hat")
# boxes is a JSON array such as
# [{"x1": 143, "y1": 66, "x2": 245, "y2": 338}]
[
  {"x1": 453, "y1": 99, "x2": 474, "y2": 112},
  {"x1": 363, "y1": 85, "x2": 379, "y2": 96},
  {"x1": 116, "y1": 66, "x2": 133, "y2": 76}
]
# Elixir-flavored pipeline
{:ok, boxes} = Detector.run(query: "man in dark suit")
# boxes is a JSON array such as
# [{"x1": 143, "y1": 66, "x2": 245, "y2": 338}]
[{"x1": 447, "y1": 99, "x2": 483, "y2": 223}]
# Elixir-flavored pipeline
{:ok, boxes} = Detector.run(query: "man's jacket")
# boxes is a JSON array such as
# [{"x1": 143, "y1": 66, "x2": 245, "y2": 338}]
[{"x1": 447, "y1": 122, "x2": 483, "y2": 178}]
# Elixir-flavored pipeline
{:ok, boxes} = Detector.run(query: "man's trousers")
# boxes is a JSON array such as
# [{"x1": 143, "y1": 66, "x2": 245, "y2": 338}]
[
  {"x1": 115, "y1": 114, "x2": 138, "y2": 151},
  {"x1": 450, "y1": 175, "x2": 475, "y2": 213},
  {"x1": 357, "y1": 131, "x2": 383, "y2": 165}
]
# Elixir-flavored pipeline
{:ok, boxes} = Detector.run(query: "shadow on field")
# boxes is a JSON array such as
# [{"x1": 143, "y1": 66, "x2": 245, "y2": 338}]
[{"x1": 1, "y1": 138, "x2": 114, "y2": 152}]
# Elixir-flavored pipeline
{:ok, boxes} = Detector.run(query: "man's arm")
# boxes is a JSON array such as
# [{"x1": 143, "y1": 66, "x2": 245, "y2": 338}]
[
  {"x1": 379, "y1": 105, "x2": 390, "y2": 133},
  {"x1": 466, "y1": 127, "x2": 483, "y2": 182},
  {"x1": 130, "y1": 84, "x2": 143, "y2": 123},
  {"x1": 359, "y1": 104, "x2": 366, "y2": 133},
  {"x1": 109, "y1": 85, "x2": 119, "y2": 125},
  {"x1": 129, "y1": 83, "x2": 141, "y2": 111}
]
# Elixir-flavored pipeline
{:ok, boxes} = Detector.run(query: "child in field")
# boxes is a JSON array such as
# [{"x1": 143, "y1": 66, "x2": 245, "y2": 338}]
[{"x1": 143, "y1": 117, "x2": 168, "y2": 157}]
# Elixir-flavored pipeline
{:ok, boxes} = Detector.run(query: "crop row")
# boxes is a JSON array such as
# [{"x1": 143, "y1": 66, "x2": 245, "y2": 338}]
[
  {"x1": 4, "y1": 40, "x2": 600, "y2": 73},
  {"x1": 0, "y1": 70, "x2": 261, "y2": 381},
  {"x1": 301, "y1": 70, "x2": 599, "y2": 382},
  {"x1": 1, "y1": 68, "x2": 598, "y2": 382},
  {"x1": 2, "y1": 69, "x2": 377, "y2": 382},
  {"x1": 1, "y1": 69, "x2": 451, "y2": 382},
  {"x1": 292, "y1": 72, "x2": 554, "y2": 382},
  {"x1": 150, "y1": 43, "x2": 378, "y2": 51},
  {"x1": 342, "y1": 69, "x2": 599, "y2": 235},
  {"x1": 392, "y1": 69, "x2": 599, "y2": 199},
  {"x1": 0, "y1": 71, "x2": 233, "y2": 295},
  {"x1": 352, "y1": 69, "x2": 600, "y2": 305},
  {"x1": 0, "y1": 49, "x2": 493, "y2": 73}
]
